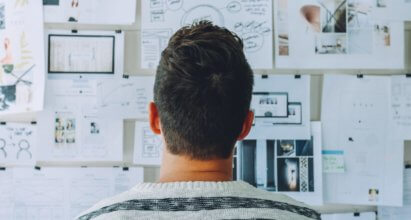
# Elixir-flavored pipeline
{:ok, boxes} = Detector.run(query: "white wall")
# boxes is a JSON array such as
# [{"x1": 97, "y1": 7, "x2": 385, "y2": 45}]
[{"x1": 4, "y1": 1, "x2": 411, "y2": 214}]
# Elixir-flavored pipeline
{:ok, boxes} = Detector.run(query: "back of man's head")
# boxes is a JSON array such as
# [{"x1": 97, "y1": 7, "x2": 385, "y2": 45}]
[{"x1": 154, "y1": 21, "x2": 254, "y2": 160}]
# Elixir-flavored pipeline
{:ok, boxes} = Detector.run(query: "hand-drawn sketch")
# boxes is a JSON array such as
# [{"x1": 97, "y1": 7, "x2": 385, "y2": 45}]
[
  {"x1": 274, "y1": 0, "x2": 404, "y2": 69},
  {"x1": 0, "y1": 122, "x2": 37, "y2": 166},
  {"x1": 0, "y1": 0, "x2": 45, "y2": 114},
  {"x1": 141, "y1": 0, "x2": 273, "y2": 69}
]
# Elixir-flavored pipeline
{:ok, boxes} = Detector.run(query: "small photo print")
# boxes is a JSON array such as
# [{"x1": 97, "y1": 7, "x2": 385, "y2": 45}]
[
  {"x1": 300, "y1": 4, "x2": 321, "y2": 33},
  {"x1": 277, "y1": 158, "x2": 300, "y2": 192},
  {"x1": 277, "y1": 140, "x2": 296, "y2": 157},
  {"x1": 319, "y1": 0, "x2": 347, "y2": 33},
  {"x1": 278, "y1": 0, "x2": 289, "y2": 56},
  {"x1": 0, "y1": 85, "x2": 16, "y2": 111},
  {"x1": 90, "y1": 122, "x2": 100, "y2": 134},
  {"x1": 0, "y1": 3, "x2": 5, "y2": 29},
  {"x1": 315, "y1": 33, "x2": 347, "y2": 54},
  {"x1": 368, "y1": 188, "x2": 379, "y2": 202},
  {"x1": 296, "y1": 139, "x2": 313, "y2": 156},
  {"x1": 55, "y1": 114, "x2": 76, "y2": 144},
  {"x1": 374, "y1": 23, "x2": 391, "y2": 47}
]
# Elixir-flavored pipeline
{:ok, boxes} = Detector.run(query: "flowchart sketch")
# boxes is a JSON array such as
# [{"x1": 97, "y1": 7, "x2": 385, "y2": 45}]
[
  {"x1": 133, "y1": 121, "x2": 163, "y2": 166},
  {"x1": 0, "y1": 122, "x2": 36, "y2": 166},
  {"x1": 0, "y1": 0, "x2": 46, "y2": 114},
  {"x1": 141, "y1": 0, "x2": 273, "y2": 69},
  {"x1": 97, "y1": 76, "x2": 155, "y2": 119}
]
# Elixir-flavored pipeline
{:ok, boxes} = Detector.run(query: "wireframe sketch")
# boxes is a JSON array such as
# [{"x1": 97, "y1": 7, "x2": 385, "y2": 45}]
[
  {"x1": 0, "y1": 123, "x2": 36, "y2": 165},
  {"x1": 141, "y1": 0, "x2": 273, "y2": 69},
  {"x1": 252, "y1": 93, "x2": 288, "y2": 118},
  {"x1": 141, "y1": 126, "x2": 162, "y2": 158}
]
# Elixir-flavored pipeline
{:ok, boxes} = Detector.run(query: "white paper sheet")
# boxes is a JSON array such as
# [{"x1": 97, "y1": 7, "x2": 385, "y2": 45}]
[
  {"x1": 390, "y1": 75, "x2": 411, "y2": 140},
  {"x1": 247, "y1": 75, "x2": 310, "y2": 140},
  {"x1": 378, "y1": 167, "x2": 411, "y2": 220},
  {"x1": 274, "y1": 0, "x2": 404, "y2": 69},
  {"x1": 133, "y1": 121, "x2": 163, "y2": 166},
  {"x1": 141, "y1": 0, "x2": 273, "y2": 69},
  {"x1": 0, "y1": 122, "x2": 36, "y2": 166},
  {"x1": 37, "y1": 79, "x2": 123, "y2": 162},
  {"x1": 322, "y1": 212, "x2": 376, "y2": 220},
  {"x1": 97, "y1": 76, "x2": 155, "y2": 119},
  {"x1": 322, "y1": 75, "x2": 403, "y2": 206},
  {"x1": 236, "y1": 122, "x2": 323, "y2": 206},
  {"x1": 0, "y1": 0, "x2": 46, "y2": 115},
  {"x1": 45, "y1": 30, "x2": 124, "y2": 77},
  {"x1": 43, "y1": 0, "x2": 136, "y2": 24},
  {"x1": 0, "y1": 167, "x2": 143, "y2": 220}
]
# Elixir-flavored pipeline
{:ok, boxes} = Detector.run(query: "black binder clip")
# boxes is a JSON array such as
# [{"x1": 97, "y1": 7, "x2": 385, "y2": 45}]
[
  {"x1": 71, "y1": 29, "x2": 78, "y2": 34},
  {"x1": 115, "y1": 29, "x2": 122, "y2": 34},
  {"x1": 0, "y1": 122, "x2": 6, "y2": 125},
  {"x1": 123, "y1": 167, "x2": 129, "y2": 171},
  {"x1": 357, "y1": 74, "x2": 363, "y2": 78},
  {"x1": 31, "y1": 121, "x2": 37, "y2": 125},
  {"x1": 261, "y1": 74, "x2": 268, "y2": 79},
  {"x1": 354, "y1": 213, "x2": 360, "y2": 217},
  {"x1": 35, "y1": 166, "x2": 41, "y2": 170},
  {"x1": 0, "y1": 167, "x2": 5, "y2": 171},
  {"x1": 406, "y1": 73, "x2": 411, "y2": 78},
  {"x1": 81, "y1": 166, "x2": 88, "y2": 168},
  {"x1": 294, "y1": 74, "x2": 301, "y2": 79},
  {"x1": 123, "y1": 74, "x2": 129, "y2": 79}
]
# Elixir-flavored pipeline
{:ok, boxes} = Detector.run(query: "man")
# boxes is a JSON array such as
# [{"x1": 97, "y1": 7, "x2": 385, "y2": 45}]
[{"x1": 77, "y1": 21, "x2": 320, "y2": 220}]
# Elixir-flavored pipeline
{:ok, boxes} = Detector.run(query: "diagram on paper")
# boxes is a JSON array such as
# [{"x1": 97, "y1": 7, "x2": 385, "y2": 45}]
[
  {"x1": 97, "y1": 76, "x2": 155, "y2": 119},
  {"x1": 0, "y1": 122, "x2": 36, "y2": 165},
  {"x1": 141, "y1": 0, "x2": 273, "y2": 69},
  {"x1": 134, "y1": 122, "x2": 163, "y2": 166},
  {"x1": 0, "y1": 0, "x2": 45, "y2": 114}
]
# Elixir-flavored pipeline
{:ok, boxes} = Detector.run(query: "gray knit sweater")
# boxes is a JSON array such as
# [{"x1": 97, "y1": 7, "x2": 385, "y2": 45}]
[{"x1": 76, "y1": 181, "x2": 320, "y2": 220}]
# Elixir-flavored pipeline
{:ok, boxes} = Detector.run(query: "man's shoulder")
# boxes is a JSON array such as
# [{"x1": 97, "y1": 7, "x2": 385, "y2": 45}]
[{"x1": 76, "y1": 181, "x2": 320, "y2": 220}]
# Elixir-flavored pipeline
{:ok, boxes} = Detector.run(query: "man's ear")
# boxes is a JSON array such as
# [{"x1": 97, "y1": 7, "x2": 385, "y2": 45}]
[
  {"x1": 149, "y1": 102, "x2": 161, "y2": 135},
  {"x1": 237, "y1": 110, "x2": 254, "y2": 141}
]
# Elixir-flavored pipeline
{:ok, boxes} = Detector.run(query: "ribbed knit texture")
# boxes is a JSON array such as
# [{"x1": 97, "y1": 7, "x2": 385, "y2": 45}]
[{"x1": 76, "y1": 181, "x2": 320, "y2": 220}]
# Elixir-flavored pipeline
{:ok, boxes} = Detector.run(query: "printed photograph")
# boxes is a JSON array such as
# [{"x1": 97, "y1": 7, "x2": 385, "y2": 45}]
[
  {"x1": 278, "y1": 0, "x2": 290, "y2": 55},
  {"x1": 278, "y1": 158, "x2": 300, "y2": 192},
  {"x1": 0, "y1": 85, "x2": 16, "y2": 111},
  {"x1": 277, "y1": 140, "x2": 296, "y2": 157},
  {"x1": 368, "y1": 188, "x2": 379, "y2": 202},
  {"x1": 319, "y1": 0, "x2": 347, "y2": 33},
  {"x1": 240, "y1": 140, "x2": 257, "y2": 187},
  {"x1": 347, "y1": 0, "x2": 372, "y2": 29},
  {"x1": 89, "y1": 122, "x2": 100, "y2": 134},
  {"x1": 266, "y1": 140, "x2": 276, "y2": 191},
  {"x1": 54, "y1": 115, "x2": 76, "y2": 144},
  {"x1": 0, "y1": 3, "x2": 5, "y2": 29},
  {"x1": 315, "y1": 33, "x2": 347, "y2": 54},
  {"x1": 374, "y1": 23, "x2": 391, "y2": 47},
  {"x1": 296, "y1": 139, "x2": 313, "y2": 156}
]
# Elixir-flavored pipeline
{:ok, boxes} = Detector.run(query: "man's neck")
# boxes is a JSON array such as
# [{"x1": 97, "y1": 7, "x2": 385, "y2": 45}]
[{"x1": 159, "y1": 149, "x2": 233, "y2": 183}]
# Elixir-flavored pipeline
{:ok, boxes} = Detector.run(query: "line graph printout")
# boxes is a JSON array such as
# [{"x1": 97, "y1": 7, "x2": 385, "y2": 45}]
[
  {"x1": 141, "y1": 0, "x2": 273, "y2": 69},
  {"x1": 0, "y1": 122, "x2": 37, "y2": 166},
  {"x1": 0, "y1": 167, "x2": 143, "y2": 220},
  {"x1": 97, "y1": 76, "x2": 155, "y2": 119}
]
